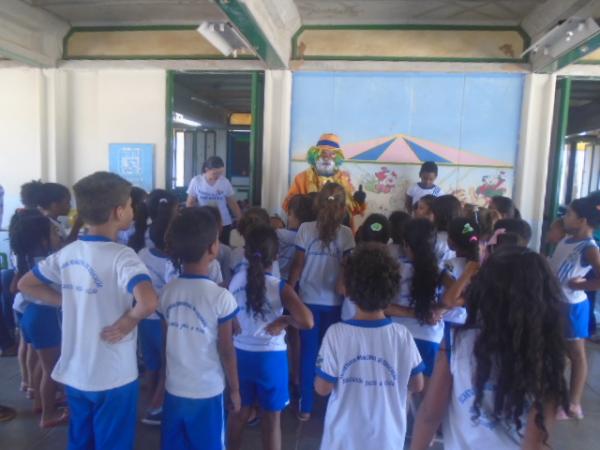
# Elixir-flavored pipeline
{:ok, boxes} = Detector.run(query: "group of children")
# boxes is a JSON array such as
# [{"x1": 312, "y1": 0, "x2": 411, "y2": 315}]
[{"x1": 3, "y1": 158, "x2": 600, "y2": 450}]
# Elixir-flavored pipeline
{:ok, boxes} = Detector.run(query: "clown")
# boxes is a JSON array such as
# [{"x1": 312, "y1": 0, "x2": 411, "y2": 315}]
[{"x1": 283, "y1": 133, "x2": 366, "y2": 221}]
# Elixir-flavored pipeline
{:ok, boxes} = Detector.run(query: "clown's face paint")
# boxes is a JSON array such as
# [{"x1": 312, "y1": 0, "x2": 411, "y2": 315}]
[{"x1": 315, "y1": 150, "x2": 336, "y2": 176}]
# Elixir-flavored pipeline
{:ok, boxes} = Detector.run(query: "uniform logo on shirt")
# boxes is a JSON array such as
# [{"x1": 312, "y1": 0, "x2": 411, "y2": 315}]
[
  {"x1": 165, "y1": 301, "x2": 208, "y2": 334},
  {"x1": 340, "y1": 354, "x2": 397, "y2": 387},
  {"x1": 61, "y1": 259, "x2": 103, "y2": 294}
]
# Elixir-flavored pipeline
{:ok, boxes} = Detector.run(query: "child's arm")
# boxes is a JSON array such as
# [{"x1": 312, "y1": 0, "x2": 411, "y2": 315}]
[
  {"x1": 217, "y1": 320, "x2": 241, "y2": 412},
  {"x1": 315, "y1": 376, "x2": 334, "y2": 396},
  {"x1": 17, "y1": 272, "x2": 61, "y2": 306},
  {"x1": 441, "y1": 261, "x2": 480, "y2": 309},
  {"x1": 568, "y1": 246, "x2": 600, "y2": 291},
  {"x1": 408, "y1": 373, "x2": 425, "y2": 393},
  {"x1": 65, "y1": 214, "x2": 84, "y2": 244},
  {"x1": 287, "y1": 250, "x2": 305, "y2": 289},
  {"x1": 185, "y1": 194, "x2": 198, "y2": 207},
  {"x1": 384, "y1": 304, "x2": 415, "y2": 318},
  {"x1": 409, "y1": 347, "x2": 453, "y2": 450},
  {"x1": 520, "y1": 401, "x2": 556, "y2": 450},
  {"x1": 226, "y1": 196, "x2": 243, "y2": 222},
  {"x1": 101, "y1": 280, "x2": 158, "y2": 342},
  {"x1": 266, "y1": 284, "x2": 314, "y2": 335},
  {"x1": 405, "y1": 194, "x2": 413, "y2": 213}
]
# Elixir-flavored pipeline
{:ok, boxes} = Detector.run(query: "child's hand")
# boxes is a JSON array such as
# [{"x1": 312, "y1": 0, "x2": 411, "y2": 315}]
[
  {"x1": 100, "y1": 312, "x2": 138, "y2": 343},
  {"x1": 427, "y1": 308, "x2": 446, "y2": 325},
  {"x1": 464, "y1": 261, "x2": 480, "y2": 275},
  {"x1": 265, "y1": 317, "x2": 289, "y2": 336},
  {"x1": 568, "y1": 277, "x2": 587, "y2": 290},
  {"x1": 229, "y1": 389, "x2": 241, "y2": 413}
]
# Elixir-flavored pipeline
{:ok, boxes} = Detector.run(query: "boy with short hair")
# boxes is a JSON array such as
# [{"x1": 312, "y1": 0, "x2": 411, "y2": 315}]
[
  {"x1": 18, "y1": 171, "x2": 158, "y2": 450},
  {"x1": 405, "y1": 161, "x2": 444, "y2": 212}
]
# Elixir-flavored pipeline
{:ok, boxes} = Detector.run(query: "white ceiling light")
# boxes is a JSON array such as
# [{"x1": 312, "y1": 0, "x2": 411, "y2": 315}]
[
  {"x1": 197, "y1": 21, "x2": 251, "y2": 57},
  {"x1": 173, "y1": 112, "x2": 201, "y2": 127}
]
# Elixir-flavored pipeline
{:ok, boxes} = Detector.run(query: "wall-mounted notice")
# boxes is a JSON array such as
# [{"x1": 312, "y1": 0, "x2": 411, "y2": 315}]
[{"x1": 109, "y1": 143, "x2": 154, "y2": 192}]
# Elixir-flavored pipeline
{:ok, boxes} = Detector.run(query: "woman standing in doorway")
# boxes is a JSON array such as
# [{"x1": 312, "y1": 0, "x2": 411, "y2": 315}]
[{"x1": 186, "y1": 156, "x2": 242, "y2": 244}]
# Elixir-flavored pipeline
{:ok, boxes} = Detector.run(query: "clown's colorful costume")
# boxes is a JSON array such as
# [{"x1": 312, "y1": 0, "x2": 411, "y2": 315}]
[{"x1": 283, "y1": 134, "x2": 366, "y2": 218}]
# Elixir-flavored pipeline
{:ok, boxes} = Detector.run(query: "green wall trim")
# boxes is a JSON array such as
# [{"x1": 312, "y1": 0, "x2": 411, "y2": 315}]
[
  {"x1": 555, "y1": 32, "x2": 600, "y2": 71},
  {"x1": 291, "y1": 24, "x2": 530, "y2": 63},
  {"x1": 63, "y1": 25, "x2": 258, "y2": 61},
  {"x1": 551, "y1": 78, "x2": 572, "y2": 219},
  {"x1": 216, "y1": 0, "x2": 285, "y2": 69},
  {"x1": 165, "y1": 71, "x2": 175, "y2": 189}
]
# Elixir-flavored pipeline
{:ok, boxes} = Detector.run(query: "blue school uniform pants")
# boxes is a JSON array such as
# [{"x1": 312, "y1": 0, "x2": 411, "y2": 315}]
[
  {"x1": 299, "y1": 304, "x2": 341, "y2": 414},
  {"x1": 162, "y1": 392, "x2": 224, "y2": 450},
  {"x1": 66, "y1": 379, "x2": 139, "y2": 450}
]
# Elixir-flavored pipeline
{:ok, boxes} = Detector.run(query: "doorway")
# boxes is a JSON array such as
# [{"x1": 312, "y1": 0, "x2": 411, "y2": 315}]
[{"x1": 166, "y1": 72, "x2": 264, "y2": 207}]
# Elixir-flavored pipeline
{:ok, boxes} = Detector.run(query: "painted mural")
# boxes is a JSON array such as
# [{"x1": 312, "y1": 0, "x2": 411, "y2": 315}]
[{"x1": 289, "y1": 72, "x2": 524, "y2": 218}]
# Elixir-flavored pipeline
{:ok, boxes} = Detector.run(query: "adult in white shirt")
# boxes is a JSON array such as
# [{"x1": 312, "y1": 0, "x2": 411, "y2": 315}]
[{"x1": 186, "y1": 156, "x2": 242, "y2": 245}]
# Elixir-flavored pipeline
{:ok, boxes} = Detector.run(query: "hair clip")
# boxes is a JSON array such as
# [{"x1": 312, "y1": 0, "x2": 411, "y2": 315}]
[
  {"x1": 370, "y1": 222, "x2": 383, "y2": 232},
  {"x1": 462, "y1": 223, "x2": 475, "y2": 235},
  {"x1": 159, "y1": 198, "x2": 168, "y2": 204},
  {"x1": 327, "y1": 195, "x2": 335, "y2": 201},
  {"x1": 469, "y1": 236, "x2": 479, "y2": 243}
]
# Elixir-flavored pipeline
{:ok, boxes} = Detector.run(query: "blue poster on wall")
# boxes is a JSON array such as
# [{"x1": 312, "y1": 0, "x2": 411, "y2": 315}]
[{"x1": 109, "y1": 143, "x2": 154, "y2": 192}]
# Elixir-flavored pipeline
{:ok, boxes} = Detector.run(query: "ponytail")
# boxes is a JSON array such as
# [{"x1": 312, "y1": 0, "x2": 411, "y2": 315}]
[
  {"x1": 448, "y1": 217, "x2": 480, "y2": 262},
  {"x1": 9, "y1": 210, "x2": 51, "y2": 277},
  {"x1": 244, "y1": 225, "x2": 278, "y2": 319},
  {"x1": 315, "y1": 182, "x2": 346, "y2": 248},
  {"x1": 127, "y1": 187, "x2": 149, "y2": 252},
  {"x1": 147, "y1": 189, "x2": 178, "y2": 251}
]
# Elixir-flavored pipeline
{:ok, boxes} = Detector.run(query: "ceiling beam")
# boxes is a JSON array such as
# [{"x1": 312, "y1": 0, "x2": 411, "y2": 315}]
[
  {"x1": 521, "y1": 0, "x2": 596, "y2": 40},
  {"x1": 0, "y1": 0, "x2": 69, "y2": 67},
  {"x1": 216, "y1": 0, "x2": 301, "y2": 69}
]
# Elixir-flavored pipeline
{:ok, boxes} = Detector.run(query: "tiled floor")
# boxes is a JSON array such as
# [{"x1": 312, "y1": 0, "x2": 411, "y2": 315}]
[{"x1": 1, "y1": 342, "x2": 599, "y2": 449}]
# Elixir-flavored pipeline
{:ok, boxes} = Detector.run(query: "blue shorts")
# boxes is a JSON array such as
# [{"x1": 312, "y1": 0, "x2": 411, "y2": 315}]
[
  {"x1": 20, "y1": 303, "x2": 61, "y2": 349},
  {"x1": 66, "y1": 380, "x2": 139, "y2": 450},
  {"x1": 162, "y1": 391, "x2": 224, "y2": 450},
  {"x1": 561, "y1": 301, "x2": 590, "y2": 340},
  {"x1": 414, "y1": 339, "x2": 440, "y2": 377},
  {"x1": 237, "y1": 348, "x2": 289, "y2": 412},
  {"x1": 138, "y1": 319, "x2": 163, "y2": 371}
]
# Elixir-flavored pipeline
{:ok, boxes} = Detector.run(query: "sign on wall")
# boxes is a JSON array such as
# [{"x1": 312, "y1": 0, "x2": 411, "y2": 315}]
[
  {"x1": 289, "y1": 72, "x2": 524, "y2": 216},
  {"x1": 109, "y1": 143, "x2": 154, "y2": 192}
]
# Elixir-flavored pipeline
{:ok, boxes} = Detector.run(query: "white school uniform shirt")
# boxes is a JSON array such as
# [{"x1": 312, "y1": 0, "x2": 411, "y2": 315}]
[
  {"x1": 341, "y1": 297, "x2": 357, "y2": 321},
  {"x1": 138, "y1": 247, "x2": 178, "y2": 320},
  {"x1": 435, "y1": 231, "x2": 456, "y2": 271},
  {"x1": 548, "y1": 237, "x2": 598, "y2": 304},
  {"x1": 317, "y1": 319, "x2": 424, "y2": 450},
  {"x1": 230, "y1": 247, "x2": 280, "y2": 278},
  {"x1": 33, "y1": 235, "x2": 151, "y2": 391},
  {"x1": 186, "y1": 174, "x2": 235, "y2": 226},
  {"x1": 391, "y1": 258, "x2": 444, "y2": 343},
  {"x1": 295, "y1": 221, "x2": 355, "y2": 307},
  {"x1": 443, "y1": 328, "x2": 525, "y2": 450},
  {"x1": 407, "y1": 182, "x2": 444, "y2": 206},
  {"x1": 387, "y1": 243, "x2": 405, "y2": 261},
  {"x1": 441, "y1": 256, "x2": 468, "y2": 325},
  {"x1": 277, "y1": 228, "x2": 298, "y2": 281},
  {"x1": 229, "y1": 268, "x2": 287, "y2": 352},
  {"x1": 159, "y1": 274, "x2": 238, "y2": 399},
  {"x1": 218, "y1": 243, "x2": 233, "y2": 286}
]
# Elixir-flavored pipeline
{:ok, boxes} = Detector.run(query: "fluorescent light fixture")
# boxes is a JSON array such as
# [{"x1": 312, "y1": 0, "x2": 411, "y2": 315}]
[
  {"x1": 173, "y1": 112, "x2": 201, "y2": 127},
  {"x1": 197, "y1": 21, "x2": 250, "y2": 57}
]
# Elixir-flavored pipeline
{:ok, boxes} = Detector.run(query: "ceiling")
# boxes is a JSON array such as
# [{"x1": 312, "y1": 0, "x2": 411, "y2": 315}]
[
  {"x1": 25, "y1": 0, "x2": 227, "y2": 25},
  {"x1": 570, "y1": 80, "x2": 600, "y2": 108},
  {"x1": 174, "y1": 73, "x2": 252, "y2": 114},
  {"x1": 295, "y1": 0, "x2": 548, "y2": 25}
]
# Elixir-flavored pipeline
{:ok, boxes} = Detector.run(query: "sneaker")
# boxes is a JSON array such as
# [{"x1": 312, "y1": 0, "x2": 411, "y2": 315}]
[
  {"x1": 570, "y1": 404, "x2": 584, "y2": 420},
  {"x1": 141, "y1": 408, "x2": 162, "y2": 426}
]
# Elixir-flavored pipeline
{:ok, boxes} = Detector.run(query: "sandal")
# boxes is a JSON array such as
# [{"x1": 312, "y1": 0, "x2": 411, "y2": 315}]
[{"x1": 40, "y1": 408, "x2": 69, "y2": 429}]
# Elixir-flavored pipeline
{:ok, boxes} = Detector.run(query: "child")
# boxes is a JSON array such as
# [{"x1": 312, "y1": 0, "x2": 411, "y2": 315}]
[
  {"x1": 204, "y1": 205, "x2": 234, "y2": 286},
  {"x1": 547, "y1": 217, "x2": 567, "y2": 247},
  {"x1": 489, "y1": 195, "x2": 520, "y2": 220},
  {"x1": 355, "y1": 213, "x2": 390, "y2": 244},
  {"x1": 485, "y1": 218, "x2": 532, "y2": 259},
  {"x1": 432, "y1": 194, "x2": 462, "y2": 269},
  {"x1": 548, "y1": 196, "x2": 600, "y2": 419},
  {"x1": 121, "y1": 186, "x2": 148, "y2": 250},
  {"x1": 137, "y1": 189, "x2": 178, "y2": 426},
  {"x1": 227, "y1": 225, "x2": 313, "y2": 450},
  {"x1": 387, "y1": 218, "x2": 443, "y2": 379},
  {"x1": 288, "y1": 182, "x2": 355, "y2": 421},
  {"x1": 160, "y1": 207, "x2": 240, "y2": 450},
  {"x1": 10, "y1": 211, "x2": 65, "y2": 427},
  {"x1": 405, "y1": 161, "x2": 444, "y2": 212},
  {"x1": 388, "y1": 210, "x2": 411, "y2": 260},
  {"x1": 411, "y1": 246, "x2": 570, "y2": 450},
  {"x1": 185, "y1": 156, "x2": 243, "y2": 245},
  {"x1": 18, "y1": 171, "x2": 158, "y2": 450},
  {"x1": 277, "y1": 194, "x2": 315, "y2": 281},
  {"x1": 316, "y1": 242, "x2": 424, "y2": 449},
  {"x1": 440, "y1": 218, "x2": 480, "y2": 326},
  {"x1": 38, "y1": 182, "x2": 80, "y2": 244},
  {"x1": 413, "y1": 194, "x2": 436, "y2": 221},
  {"x1": 20, "y1": 180, "x2": 44, "y2": 210}
]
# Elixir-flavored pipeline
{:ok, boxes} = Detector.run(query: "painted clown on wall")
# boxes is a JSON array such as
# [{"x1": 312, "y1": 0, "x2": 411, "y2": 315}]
[{"x1": 283, "y1": 133, "x2": 366, "y2": 220}]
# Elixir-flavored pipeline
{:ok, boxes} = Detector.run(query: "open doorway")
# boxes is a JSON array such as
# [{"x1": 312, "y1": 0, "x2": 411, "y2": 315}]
[{"x1": 166, "y1": 72, "x2": 264, "y2": 207}]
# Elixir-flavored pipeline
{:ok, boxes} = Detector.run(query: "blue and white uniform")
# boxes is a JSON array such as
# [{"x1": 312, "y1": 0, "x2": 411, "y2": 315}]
[
  {"x1": 548, "y1": 237, "x2": 598, "y2": 339},
  {"x1": 295, "y1": 221, "x2": 355, "y2": 414},
  {"x1": 33, "y1": 235, "x2": 151, "y2": 450},
  {"x1": 187, "y1": 175, "x2": 235, "y2": 226},
  {"x1": 443, "y1": 328, "x2": 526, "y2": 450},
  {"x1": 159, "y1": 274, "x2": 238, "y2": 450},
  {"x1": 435, "y1": 231, "x2": 456, "y2": 271},
  {"x1": 317, "y1": 319, "x2": 424, "y2": 450},
  {"x1": 441, "y1": 256, "x2": 468, "y2": 326},
  {"x1": 392, "y1": 258, "x2": 444, "y2": 377},
  {"x1": 229, "y1": 268, "x2": 289, "y2": 411},
  {"x1": 407, "y1": 183, "x2": 444, "y2": 206},
  {"x1": 277, "y1": 228, "x2": 298, "y2": 281}
]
